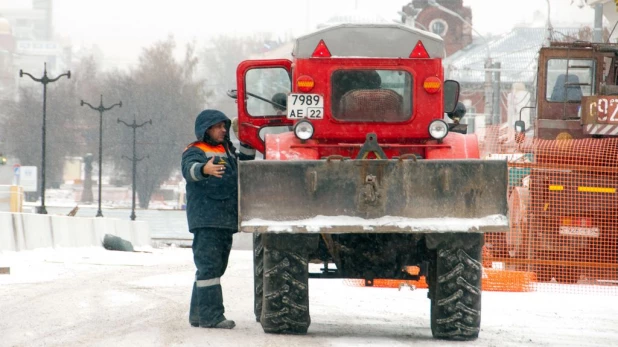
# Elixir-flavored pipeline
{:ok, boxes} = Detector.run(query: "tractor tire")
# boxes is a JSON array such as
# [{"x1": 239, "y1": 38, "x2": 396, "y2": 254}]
[
  {"x1": 253, "y1": 233, "x2": 264, "y2": 322},
  {"x1": 429, "y1": 235, "x2": 483, "y2": 340},
  {"x1": 260, "y1": 245, "x2": 310, "y2": 334}
]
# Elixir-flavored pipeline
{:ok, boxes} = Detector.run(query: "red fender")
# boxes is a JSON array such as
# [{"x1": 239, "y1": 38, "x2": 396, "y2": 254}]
[
  {"x1": 425, "y1": 132, "x2": 480, "y2": 159},
  {"x1": 264, "y1": 132, "x2": 320, "y2": 160}
]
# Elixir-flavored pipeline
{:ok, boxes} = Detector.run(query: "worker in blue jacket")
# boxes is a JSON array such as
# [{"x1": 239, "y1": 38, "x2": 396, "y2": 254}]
[{"x1": 181, "y1": 109, "x2": 255, "y2": 329}]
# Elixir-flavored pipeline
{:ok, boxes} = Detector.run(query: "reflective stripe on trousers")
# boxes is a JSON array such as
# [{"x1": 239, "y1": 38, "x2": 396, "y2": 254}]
[{"x1": 196, "y1": 277, "x2": 221, "y2": 287}]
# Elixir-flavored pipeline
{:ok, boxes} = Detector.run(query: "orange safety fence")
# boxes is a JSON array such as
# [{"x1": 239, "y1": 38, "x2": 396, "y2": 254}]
[{"x1": 344, "y1": 265, "x2": 537, "y2": 293}]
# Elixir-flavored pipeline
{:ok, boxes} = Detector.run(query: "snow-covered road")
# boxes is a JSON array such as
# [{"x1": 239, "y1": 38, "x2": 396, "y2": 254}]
[{"x1": 1, "y1": 247, "x2": 617, "y2": 347}]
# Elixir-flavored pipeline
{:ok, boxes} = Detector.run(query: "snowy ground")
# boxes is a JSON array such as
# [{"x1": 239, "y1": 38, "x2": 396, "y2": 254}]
[{"x1": 1, "y1": 247, "x2": 617, "y2": 347}]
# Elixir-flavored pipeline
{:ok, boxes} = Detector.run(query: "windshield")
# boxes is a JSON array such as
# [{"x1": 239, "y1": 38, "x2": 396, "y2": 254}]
[
  {"x1": 546, "y1": 59, "x2": 595, "y2": 102},
  {"x1": 245, "y1": 67, "x2": 291, "y2": 116},
  {"x1": 331, "y1": 69, "x2": 412, "y2": 122}
]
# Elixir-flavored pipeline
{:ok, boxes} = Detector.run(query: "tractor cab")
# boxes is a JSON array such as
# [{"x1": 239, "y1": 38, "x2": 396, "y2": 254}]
[
  {"x1": 230, "y1": 24, "x2": 464, "y2": 159},
  {"x1": 533, "y1": 42, "x2": 618, "y2": 140}
]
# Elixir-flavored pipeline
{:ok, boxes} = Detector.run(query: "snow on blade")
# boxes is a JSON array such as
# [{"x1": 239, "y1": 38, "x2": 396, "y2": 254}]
[{"x1": 242, "y1": 214, "x2": 508, "y2": 233}]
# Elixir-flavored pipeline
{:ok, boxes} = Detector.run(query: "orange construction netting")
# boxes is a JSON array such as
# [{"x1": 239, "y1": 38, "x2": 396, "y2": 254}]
[
  {"x1": 482, "y1": 124, "x2": 618, "y2": 294},
  {"x1": 345, "y1": 124, "x2": 618, "y2": 294}
]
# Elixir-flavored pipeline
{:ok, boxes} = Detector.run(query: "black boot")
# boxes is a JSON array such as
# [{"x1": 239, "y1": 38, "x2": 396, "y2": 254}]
[
  {"x1": 208, "y1": 318, "x2": 235, "y2": 329},
  {"x1": 197, "y1": 283, "x2": 233, "y2": 328}
]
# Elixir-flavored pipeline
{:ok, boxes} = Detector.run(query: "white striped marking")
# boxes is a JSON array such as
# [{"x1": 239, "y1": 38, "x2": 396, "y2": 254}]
[{"x1": 586, "y1": 124, "x2": 618, "y2": 135}]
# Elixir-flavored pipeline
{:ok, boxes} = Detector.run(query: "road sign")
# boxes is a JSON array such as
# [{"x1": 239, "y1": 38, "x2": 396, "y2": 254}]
[{"x1": 20, "y1": 166, "x2": 37, "y2": 192}]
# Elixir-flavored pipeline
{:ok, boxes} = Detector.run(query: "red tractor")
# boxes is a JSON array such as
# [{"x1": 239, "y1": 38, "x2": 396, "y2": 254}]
[
  {"x1": 229, "y1": 24, "x2": 508, "y2": 340},
  {"x1": 504, "y1": 42, "x2": 618, "y2": 283}
]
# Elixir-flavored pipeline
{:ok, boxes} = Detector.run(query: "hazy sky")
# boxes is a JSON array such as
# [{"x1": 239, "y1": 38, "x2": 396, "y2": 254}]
[{"x1": 3, "y1": 0, "x2": 597, "y2": 68}]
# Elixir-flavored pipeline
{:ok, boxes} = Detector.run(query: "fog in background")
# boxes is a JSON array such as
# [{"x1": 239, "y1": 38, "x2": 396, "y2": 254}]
[
  {"x1": 0, "y1": 0, "x2": 600, "y2": 207},
  {"x1": 2, "y1": 0, "x2": 599, "y2": 70}
]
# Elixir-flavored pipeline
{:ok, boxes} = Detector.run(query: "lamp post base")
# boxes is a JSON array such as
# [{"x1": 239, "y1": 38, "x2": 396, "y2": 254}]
[
  {"x1": 37, "y1": 206, "x2": 47, "y2": 214},
  {"x1": 96, "y1": 210, "x2": 103, "y2": 217}
]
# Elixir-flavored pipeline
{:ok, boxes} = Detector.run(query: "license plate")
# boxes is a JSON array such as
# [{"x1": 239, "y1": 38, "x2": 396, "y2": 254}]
[
  {"x1": 559, "y1": 226, "x2": 599, "y2": 237},
  {"x1": 287, "y1": 94, "x2": 324, "y2": 119}
]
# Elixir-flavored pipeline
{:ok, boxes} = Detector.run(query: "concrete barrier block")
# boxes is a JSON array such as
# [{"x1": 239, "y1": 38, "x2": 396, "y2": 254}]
[
  {"x1": 0, "y1": 212, "x2": 16, "y2": 251},
  {"x1": 11, "y1": 213, "x2": 25, "y2": 251},
  {"x1": 131, "y1": 221, "x2": 151, "y2": 247},
  {"x1": 93, "y1": 218, "x2": 116, "y2": 246},
  {"x1": 4, "y1": 211, "x2": 151, "y2": 252},
  {"x1": 50, "y1": 216, "x2": 72, "y2": 248},
  {"x1": 113, "y1": 219, "x2": 133, "y2": 244},
  {"x1": 71, "y1": 217, "x2": 96, "y2": 247},
  {"x1": 22, "y1": 213, "x2": 53, "y2": 250},
  {"x1": 51, "y1": 216, "x2": 96, "y2": 248}
]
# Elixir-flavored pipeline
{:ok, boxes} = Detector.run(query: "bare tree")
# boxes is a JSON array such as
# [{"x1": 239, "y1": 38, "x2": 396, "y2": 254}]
[
  {"x1": 200, "y1": 33, "x2": 284, "y2": 116},
  {"x1": 104, "y1": 36, "x2": 208, "y2": 208},
  {"x1": 3, "y1": 88, "x2": 42, "y2": 169}
]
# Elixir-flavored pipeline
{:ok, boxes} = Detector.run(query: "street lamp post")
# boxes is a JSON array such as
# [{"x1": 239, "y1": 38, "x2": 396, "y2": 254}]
[
  {"x1": 545, "y1": 0, "x2": 554, "y2": 44},
  {"x1": 19, "y1": 63, "x2": 71, "y2": 214},
  {"x1": 117, "y1": 115, "x2": 151, "y2": 221},
  {"x1": 81, "y1": 95, "x2": 122, "y2": 217}
]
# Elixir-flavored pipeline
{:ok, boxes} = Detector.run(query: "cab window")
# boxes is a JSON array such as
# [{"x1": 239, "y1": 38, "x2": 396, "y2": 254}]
[
  {"x1": 331, "y1": 69, "x2": 412, "y2": 122},
  {"x1": 245, "y1": 67, "x2": 291, "y2": 117},
  {"x1": 546, "y1": 59, "x2": 594, "y2": 102}
]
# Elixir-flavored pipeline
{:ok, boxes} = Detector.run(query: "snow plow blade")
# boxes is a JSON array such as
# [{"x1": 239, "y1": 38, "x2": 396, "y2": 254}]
[{"x1": 239, "y1": 160, "x2": 508, "y2": 233}]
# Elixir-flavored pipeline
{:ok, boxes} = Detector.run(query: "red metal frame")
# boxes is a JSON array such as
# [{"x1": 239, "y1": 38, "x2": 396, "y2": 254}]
[{"x1": 236, "y1": 59, "x2": 293, "y2": 154}]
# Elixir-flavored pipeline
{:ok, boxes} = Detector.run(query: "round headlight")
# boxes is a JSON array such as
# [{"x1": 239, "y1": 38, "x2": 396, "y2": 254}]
[
  {"x1": 428, "y1": 120, "x2": 448, "y2": 140},
  {"x1": 294, "y1": 120, "x2": 314, "y2": 140}
]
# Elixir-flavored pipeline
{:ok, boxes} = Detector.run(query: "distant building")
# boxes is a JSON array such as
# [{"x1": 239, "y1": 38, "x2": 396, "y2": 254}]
[
  {"x1": 0, "y1": 0, "x2": 71, "y2": 95},
  {"x1": 409, "y1": 0, "x2": 473, "y2": 57},
  {"x1": 2, "y1": 0, "x2": 52, "y2": 40}
]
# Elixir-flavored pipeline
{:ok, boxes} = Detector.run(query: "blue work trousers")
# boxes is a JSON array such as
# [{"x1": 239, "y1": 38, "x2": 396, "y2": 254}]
[{"x1": 189, "y1": 227, "x2": 234, "y2": 326}]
